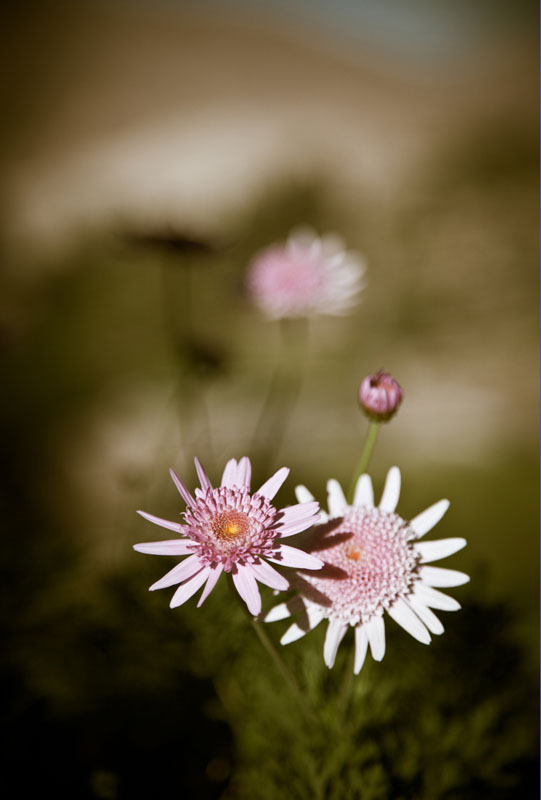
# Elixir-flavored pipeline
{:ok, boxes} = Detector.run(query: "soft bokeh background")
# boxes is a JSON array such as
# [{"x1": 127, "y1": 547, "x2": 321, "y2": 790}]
[{"x1": 1, "y1": 1, "x2": 538, "y2": 797}]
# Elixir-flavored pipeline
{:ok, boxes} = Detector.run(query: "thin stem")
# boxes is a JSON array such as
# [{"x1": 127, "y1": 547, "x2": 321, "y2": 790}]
[
  {"x1": 250, "y1": 317, "x2": 309, "y2": 470},
  {"x1": 347, "y1": 421, "x2": 380, "y2": 503},
  {"x1": 250, "y1": 618, "x2": 318, "y2": 724}
]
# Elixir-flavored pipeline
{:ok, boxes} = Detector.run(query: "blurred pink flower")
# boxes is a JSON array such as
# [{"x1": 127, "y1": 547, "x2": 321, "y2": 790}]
[
  {"x1": 265, "y1": 468, "x2": 468, "y2": 673},
  {"x1": 134, "y1": 457, "x2": 323, "y2": 616},
  {"x1": 359, "y1": 369, "x2": 403, "y2": 422},
  {"x1": 246, "y1": 229, "x2": 365, "y2": 319}
]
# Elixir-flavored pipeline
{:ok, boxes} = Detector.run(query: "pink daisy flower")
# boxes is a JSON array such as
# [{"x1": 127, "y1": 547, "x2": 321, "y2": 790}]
[
  {"x1": 134, "y1": 457, "x2": 323, "y2": 616},
  {"x1": 246, "y1": 229, "x2": 365, "y2": 319},
  {"x1": 265, "y1": 468, "x2": 469, "y2": 673}
]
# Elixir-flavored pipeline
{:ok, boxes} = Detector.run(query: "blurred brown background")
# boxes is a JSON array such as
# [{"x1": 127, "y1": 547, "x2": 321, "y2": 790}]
[{"x1": 0, "y1": 1, "x2": 538, "y2": 797}]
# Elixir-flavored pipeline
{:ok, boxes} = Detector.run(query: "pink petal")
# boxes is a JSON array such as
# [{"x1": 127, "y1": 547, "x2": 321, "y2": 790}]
[
  {"x1": 221, "y1": 459, "x2": 238, "y2": 488},
  {"x1": 283, "y1": 501, "x2": 320, "y2": 521},
  {"x1": 274, "y1": 508, "x2": 320, "y2": 538},
  {"x1": 249, "y1": 560, "x2": 289, "y2": 591},
  {"x1": 150, "y1": 555, "x2": 203, "y2": 591},
  {"x1": 194, "y1": 457, "x2": 212, "y2": 492},
  {"x1": 133, "y1": 539, "x2": 193, "y2": 556},
  {"x1": 169, "y1": 468, "x2": 196, "y2": 508},
  {"x1": 268, "y1": 544, "x2": 323, "y2": 570},
  {"x1": 136, "y1": 510, "x2": 186, "y2": 533},
  {"x1": 256, "y1": 467, "x2": 290, "y2": 501},
  {"x1": 137, "y1": 511, "x2": 186, "y2": 533},
  {"x1": 276, "y1": 502, "x2": 320, "y2": 527},
  {"x1": 170, "y1": 567, "x2": 210, "y2": 608},
  {"x1": 232, "y1": 565, "x2": 262, "y2": 616},
  {"x1": 197, "y1": 564, "x2": 224, "y2": 607},
  {"x1": 237, "y1": 456, "x2": 251, "y2": 489},
  {"x1": 221, "y1": 456, "x2": 252, "y2": 489}
]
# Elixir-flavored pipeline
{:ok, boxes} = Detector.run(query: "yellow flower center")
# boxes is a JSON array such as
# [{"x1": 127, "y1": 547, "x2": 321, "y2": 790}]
[{"x1": 211, "y1": 511, "x2": 250, "y2": 540}]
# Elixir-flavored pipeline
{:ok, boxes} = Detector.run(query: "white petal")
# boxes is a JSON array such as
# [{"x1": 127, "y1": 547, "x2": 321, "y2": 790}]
[
  {"x1": 419, "y1": 566, "x2": 470, "y2": 587},
  {"x1": 387, "y1": 598, "x2": 431, "y2": 644},
  {"x1": 250, "y1": 560, "x2": 289, "y2": 591},
  {"x1": 136, "y1": 510, "x2": 185, "y2": 534},
  {"x1": 295, "y1": 485, "x2": 315, "y2": 504},
  {"x1": 150, "y1": 554, "x2": 203, "y2": 591},
  {"x1": 304, "y1": 603, "x2": 327, "y2": 629},
  {"x1": 133, "y1": 539, "x2": 193, "y2": 556},
  {"x1": 379, "y1": 467, "x2": 401, "y2": 512},
  {"x1": 354, "y1": 626, "x2": 369, "y2": 674},
  {"x1": 170, "y1": 567, "x2": 210, "y2": 608},
  {"x1": 414, "y1": 538, "x2": 467, "y2": 563},
  {"x1": 232, "y1": 565, "x2": 262, "y2": 616},
  {"x1": 279, "y1": 603, "x2": 326, "y2": 644},
  {"x1": 197, "y1": 564, "x2": 224, "y2": 607},
  {"x1": 406, "y1": 595, "x2": 444, "y2": 635},
  {"x1": 281, "y1": 622, "x2": 310, "y2": 645},
  {"x1": 410, "y1": 499, "x2": 450, "y2": 538},
  {"x1": 264, "y1": 596, "x2": 304, "y2": 622},
  {"x1": 327, "y1": 479, "x2": 347, "y2": 517},
  {"x1": 414, "y1": 583, "x2": 461, "y2": 611},
  {"x1": 365, "y1": 615, "x2": 386, "y2": 661},
  {"x1": 353, "y1": 474, "x2": 374, "y2": 508},
  {"x1": 256, "y1": 467, "x2": 289, "y2": 500},
  {"x1": 268, "y1": 544, "x2": 323, "y2": 570},
  {"x1": 323, "y1": 619, "x2": 348, "y2": 668}
]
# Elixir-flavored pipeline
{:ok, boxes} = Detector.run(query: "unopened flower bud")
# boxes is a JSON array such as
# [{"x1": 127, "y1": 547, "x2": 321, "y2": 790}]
[{"x1": 359, "y1": 370, "x2": 403, "y2": 422}]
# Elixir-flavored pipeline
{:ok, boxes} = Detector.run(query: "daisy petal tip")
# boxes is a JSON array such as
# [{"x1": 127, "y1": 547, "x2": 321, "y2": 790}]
[
  {"x1": 410, "y1": 498, "x2": 450, "y2": 538},
  {"x1": 257, "y1": 466, "x2": 290, "y2": 500},
  {"x1": 353, "y1": 473, "x2": 374, "y2": 508},
  {"x1": 295, "y1": 485, "x2": 315, "y2": 504}
]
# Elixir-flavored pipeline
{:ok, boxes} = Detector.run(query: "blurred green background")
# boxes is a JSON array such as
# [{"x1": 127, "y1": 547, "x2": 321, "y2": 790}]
[{"x1": 1, "y1": 1, "x2": 538, "y2": 797}]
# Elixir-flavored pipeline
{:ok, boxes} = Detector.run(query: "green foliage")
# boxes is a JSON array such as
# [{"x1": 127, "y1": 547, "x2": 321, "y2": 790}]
[{"x1": 182, "y1": 583, "x2": 538, "y2": 799}]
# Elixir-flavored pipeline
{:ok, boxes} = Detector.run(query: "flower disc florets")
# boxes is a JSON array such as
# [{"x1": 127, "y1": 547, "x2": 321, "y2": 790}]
[
  {"x1": 298, "y1": 507, "x2": 420, "y2": 626},
  {"x1": 184, "y1": 486, "x2": 280, "y2": 571}
]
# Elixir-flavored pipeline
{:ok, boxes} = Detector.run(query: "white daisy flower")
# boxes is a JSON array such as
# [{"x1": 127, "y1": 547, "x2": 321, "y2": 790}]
[{"x1": 264, "y1": 468, "x2": 469, "y2": 673}]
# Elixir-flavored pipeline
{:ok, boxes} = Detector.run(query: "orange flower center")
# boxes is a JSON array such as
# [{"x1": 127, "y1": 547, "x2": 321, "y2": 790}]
[{"x1": 346, "y1": 547, "x2": 363, "y2": 561}]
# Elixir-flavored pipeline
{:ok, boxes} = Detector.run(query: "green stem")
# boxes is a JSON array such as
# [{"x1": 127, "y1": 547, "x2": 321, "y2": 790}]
[
  {"x1": 347, "y1": 421, "x2": 380, "y2": 503},
  {"x1": 250, "y1": 617, "x2": 318, "y2": 724},
  {"x1": 250, "y1": 317, "x2": 309, "y2": 470}
]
